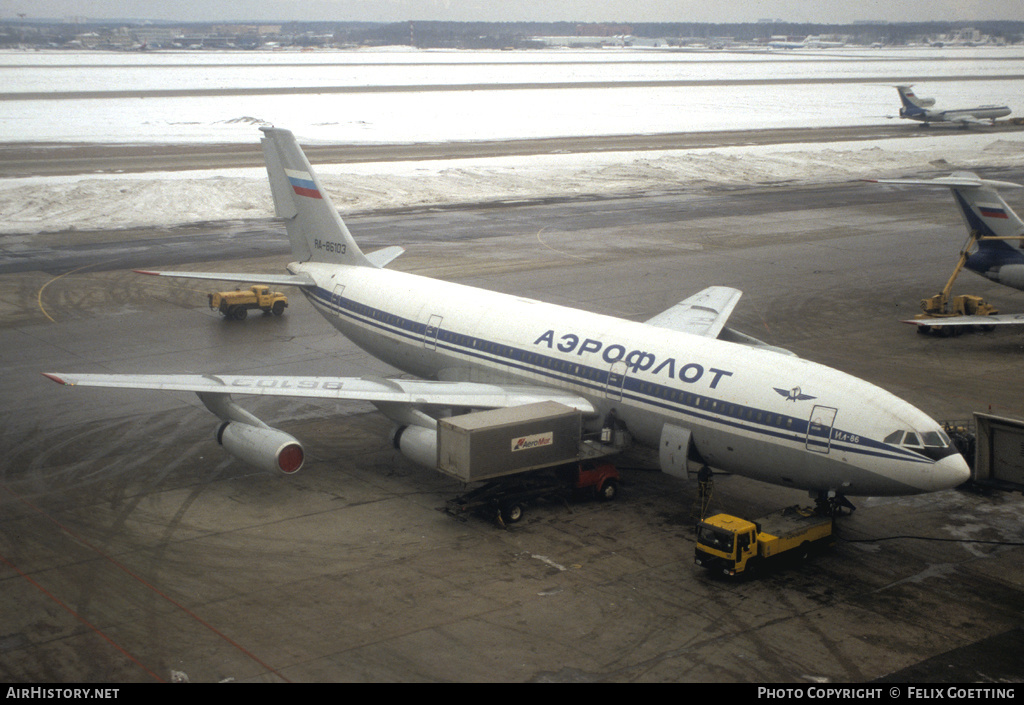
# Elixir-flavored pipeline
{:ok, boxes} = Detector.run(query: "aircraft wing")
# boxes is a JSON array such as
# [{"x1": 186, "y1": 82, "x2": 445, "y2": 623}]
[
  {"x1": 947, "y1": 114, "x2": 988, "y2": 126},
  {"x1": 644, "y1": 286, "x2": 742, "y2": 338},
  {"x1": 903, "y1": 314, "x2": 1024, "y2": 327},
  {"x1": 42, "y1": 373, "x2": 596, "y2": 414},
  {"x1": 134, "y1": 270, "x2": 317, "y2": 287},
  {"x1": 869, "y1": 175, "x2": 1024, "y2": 190}
]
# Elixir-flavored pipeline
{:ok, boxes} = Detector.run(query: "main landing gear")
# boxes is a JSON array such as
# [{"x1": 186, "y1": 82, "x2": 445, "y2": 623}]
[{"x1": 814, "y1": 491, "x2": 856, "y2": 517}]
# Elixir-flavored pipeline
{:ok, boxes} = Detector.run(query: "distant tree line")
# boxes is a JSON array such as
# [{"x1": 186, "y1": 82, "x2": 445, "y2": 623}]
[
  {"x1": 340, "y1": 20, "x2": 1024, "y2": 48},
  {"x1": 1, "y1": 19, "x2": 1022, "y2": 49}
]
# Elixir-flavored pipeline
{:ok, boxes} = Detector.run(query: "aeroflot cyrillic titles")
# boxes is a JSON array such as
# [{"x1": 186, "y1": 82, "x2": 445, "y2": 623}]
[{"x1": 532, "y1": 329, "x2": 734, "y2": 388}]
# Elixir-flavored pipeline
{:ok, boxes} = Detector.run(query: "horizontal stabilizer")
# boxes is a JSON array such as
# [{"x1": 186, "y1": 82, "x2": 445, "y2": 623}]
[
  {"x1": 43, "y1": 373, "x2": 596, "y2": 415},
  {"x1": 134, "y1": 270, "x2": 316, "y2": 287},
  {"x1": 364, "y1": 246, "x2": 405, "y2": 268}
]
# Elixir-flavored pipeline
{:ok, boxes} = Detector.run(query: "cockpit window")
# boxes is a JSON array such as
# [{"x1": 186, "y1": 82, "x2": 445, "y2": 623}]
[
  {"x1": 885, "y1": 430, "x2": 949, "y2": 448},
  {"x1": 885, "y1": 428, "x2": 957, "y2": 460},
  {"x1": 884, "y1": 431, "x2": 904, "y2": 444}
]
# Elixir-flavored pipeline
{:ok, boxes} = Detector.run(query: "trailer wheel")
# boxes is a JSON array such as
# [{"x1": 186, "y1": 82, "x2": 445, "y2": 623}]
[
  {"x1": 232, "y1": 307, "x2": 248, "y2": 321},
  {"x1": 500, "y1": 501, "x2": 524, "y2": 524},
  {"x1": 798, "y1": 542, "x2": 811, "y2": 562},
  {"x1": 597, "y1": 479, "x2": 618, "y2": 502}
]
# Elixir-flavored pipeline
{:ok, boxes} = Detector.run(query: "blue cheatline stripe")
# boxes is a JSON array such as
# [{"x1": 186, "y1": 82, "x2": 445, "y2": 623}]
[{"x1": 303, "y1": 286, "x2": 932, "y2": 466}]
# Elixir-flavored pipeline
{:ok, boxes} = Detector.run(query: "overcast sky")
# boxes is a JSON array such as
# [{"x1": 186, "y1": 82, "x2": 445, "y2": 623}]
[{"x1": 4, "y1": 1, "x2": 1022, "y2": 24}]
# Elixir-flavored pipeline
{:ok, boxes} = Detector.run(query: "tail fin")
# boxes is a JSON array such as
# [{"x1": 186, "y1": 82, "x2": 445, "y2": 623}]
[
  {"x1": 943, "y1": 172, "x2": 1024, "y2": 242},
  {"x1": 260, "y1": 126, "x2": 373, "y2": 267},
  {"x1": 895, "y1": 85, "x2": 933, "y2": 116}
]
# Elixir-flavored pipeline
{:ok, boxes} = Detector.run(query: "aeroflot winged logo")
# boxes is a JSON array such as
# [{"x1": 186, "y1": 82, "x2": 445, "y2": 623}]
[
  {"x1": 774, "y1": 386, "x2": 816, "y2": 402},
  {"x1": 284, "y1": 169, "x2": 323, "y2": 199}
]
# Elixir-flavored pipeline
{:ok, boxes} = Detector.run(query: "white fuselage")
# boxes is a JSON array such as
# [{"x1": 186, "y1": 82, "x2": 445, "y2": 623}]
[
  {"x1": 904, "y1": 106, "x2": 1011, "y2": 123},
  {"x1": 290, "y1": 261, "x2": 968, "y2": 497}
]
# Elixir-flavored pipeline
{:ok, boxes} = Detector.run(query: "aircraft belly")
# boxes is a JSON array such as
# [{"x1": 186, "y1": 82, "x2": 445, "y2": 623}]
[{"x1": 653, "y1": 411, "x2": 923, "y2": 496}]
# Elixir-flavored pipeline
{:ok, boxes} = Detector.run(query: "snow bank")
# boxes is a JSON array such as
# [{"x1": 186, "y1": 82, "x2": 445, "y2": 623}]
[{"x1": 2, "y1": 135, "x2": 1023, "y2": 234}]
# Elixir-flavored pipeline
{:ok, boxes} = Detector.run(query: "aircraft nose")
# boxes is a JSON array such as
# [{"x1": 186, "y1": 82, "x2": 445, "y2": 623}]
[{"x1": 930, "y1": 452, "x2": 972, "y2": 491}]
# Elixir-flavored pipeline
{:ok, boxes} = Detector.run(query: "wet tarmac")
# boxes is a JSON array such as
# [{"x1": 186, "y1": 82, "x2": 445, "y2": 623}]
[{"x1": 1, "y1": 168, "x2": 1023, "y2": 683}]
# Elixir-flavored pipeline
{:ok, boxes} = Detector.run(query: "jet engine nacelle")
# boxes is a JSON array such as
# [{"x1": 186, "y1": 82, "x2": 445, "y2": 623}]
[
  {"x1": 391, "y1": 424, "x2": 438, "y2": 469},
  {"x1": 216, "y1": 422, "x2": 304, "y2": 474}
]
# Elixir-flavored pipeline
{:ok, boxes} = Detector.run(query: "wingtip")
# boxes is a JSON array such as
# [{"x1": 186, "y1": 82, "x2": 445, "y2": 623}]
[
  {"x1": 42, "y1": 372, "x2": 68, "y2": 385},
  {"x1": 133, "y1": 269, "x2": 160, "y2": 276}
]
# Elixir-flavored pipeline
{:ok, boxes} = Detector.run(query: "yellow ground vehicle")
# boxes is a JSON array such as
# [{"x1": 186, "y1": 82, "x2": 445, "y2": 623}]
[
  {"x1": 209, "y1": 285, "x2": 288, "y2": 320},
  {"x1": 913, "y1": 230, "x2": 997, "y2": 335},
  {"x1": 694, "y1": 506, "x2": 834, "y2": 576}
]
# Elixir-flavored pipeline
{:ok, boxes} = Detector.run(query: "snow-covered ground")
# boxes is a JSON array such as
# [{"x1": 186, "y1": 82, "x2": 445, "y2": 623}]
[
  {"x1": 2, "y1": 47, "x2": 1023, "y2": 234},
  {"x1": 2, "y1": 135, "x2": 1023, "y2": 234}
]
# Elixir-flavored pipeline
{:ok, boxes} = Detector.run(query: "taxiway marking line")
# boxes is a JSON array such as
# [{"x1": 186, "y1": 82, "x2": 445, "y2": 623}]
[
  {"x1": 3, "y1": 484, "x2": 292, "y2": 682},
  {"x1": 0, "y1": 548, "x2": 166, "y2": 682}
]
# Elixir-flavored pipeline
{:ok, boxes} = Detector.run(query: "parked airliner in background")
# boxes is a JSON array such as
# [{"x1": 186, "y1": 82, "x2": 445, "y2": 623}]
[
  {"x1": 873, "y1": 172, "x2": 1024, "y2": 328},
  {"x1": 894, "y1": 85, "x2": 1011, "y2": 127},
  {"x1": 44, "y1": 127, "x2": 970, "y2": 509}
]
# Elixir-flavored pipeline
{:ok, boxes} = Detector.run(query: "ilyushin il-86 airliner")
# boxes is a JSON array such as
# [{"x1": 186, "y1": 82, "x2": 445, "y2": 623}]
[{"x1": 44, "y1": 127, "x2": 970, "y2": 509}]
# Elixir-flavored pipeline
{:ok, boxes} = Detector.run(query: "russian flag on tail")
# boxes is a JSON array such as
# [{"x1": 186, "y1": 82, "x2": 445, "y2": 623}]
[
  {"x1": 285, "y1": 168, "x2": 322, "y2": 199},
  {"x1": 978, "y1": 204, "x2": 1009, "y2": 219}
]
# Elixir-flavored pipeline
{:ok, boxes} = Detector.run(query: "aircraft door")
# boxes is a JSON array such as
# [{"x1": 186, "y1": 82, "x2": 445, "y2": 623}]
[
  {"x1": 331, "y1": 284, "x2": 345, "y2": 310},
  {"x1": 423, "y1": 314, "x2": 443, "y2": 350},
  {"x1": 659, "y1": 424, "x2": 692, "y2": 479},
  {"x1": 605, "y1": 361, "x2": 627, "y2": 401},
  {"x1": 805, "y1": 405, "x2": 838, "y2": 454}
]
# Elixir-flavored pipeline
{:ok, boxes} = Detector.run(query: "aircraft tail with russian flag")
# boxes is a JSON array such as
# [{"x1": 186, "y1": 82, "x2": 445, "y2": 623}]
[
  {"x1": 260, "y1": 125, "x2": 375, "y2": 268},
  {"x1": 871, "y1": 172, "x2": 1024, "y2": 315},
  {"x1": 134, "y1": 127, "x2": 403, "y2": 288}
]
